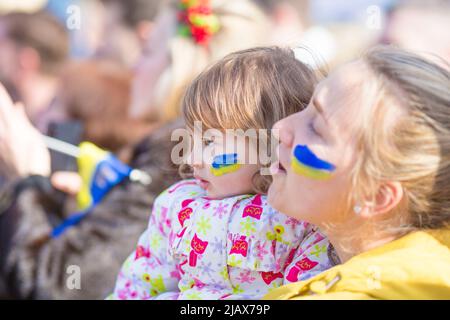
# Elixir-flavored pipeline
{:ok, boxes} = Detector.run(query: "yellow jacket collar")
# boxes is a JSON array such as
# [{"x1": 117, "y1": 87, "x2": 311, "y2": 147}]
[{"x1": 265, "y1": 229, "x2": 450, "y2": 300}]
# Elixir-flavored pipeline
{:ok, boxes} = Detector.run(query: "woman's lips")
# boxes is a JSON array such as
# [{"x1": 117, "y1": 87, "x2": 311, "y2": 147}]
[{"x1": 270, "y1": 160, "x2": 287, "y2": 175}]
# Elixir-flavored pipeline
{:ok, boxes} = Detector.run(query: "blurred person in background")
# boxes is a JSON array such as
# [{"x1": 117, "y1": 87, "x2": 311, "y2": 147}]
[
  {"x1": 129, "y1": 0, "x2": 270, "y2": 123},
  {"x1": 253, "y1": 0, "x2": 310, "y2": 46},
  {"x1": 53, "y1": 0, "x2": 165, "y2": 65},
  {"x1": 254, "y1": 0, "x2": 388, "y2": 72},
  {"x1": 381, "y1": 0, "x2": 450, "y2": 64},
  {"x1": 95, "y1": 0, "x2": 166, "y2": 67},
  {"x1": 0, "y1": 0, "x2": 274, "y2": 299},
  {"x1": 0, "y1": 10, "x2": 69, "y2": 133},
  {"x1": 54, "y1": 60, "x2": 153, "y2": 154}
]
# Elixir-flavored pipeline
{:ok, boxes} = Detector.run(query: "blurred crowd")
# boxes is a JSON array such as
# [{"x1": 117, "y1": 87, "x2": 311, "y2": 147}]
[{"x1": 0, "y1": 0, "x2": 449, "y2": 299}]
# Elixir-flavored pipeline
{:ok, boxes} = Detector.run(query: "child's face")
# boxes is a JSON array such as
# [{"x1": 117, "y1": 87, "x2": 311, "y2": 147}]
[{"x1": 189, "y1": 130, "x2": 260, "y2": 199}]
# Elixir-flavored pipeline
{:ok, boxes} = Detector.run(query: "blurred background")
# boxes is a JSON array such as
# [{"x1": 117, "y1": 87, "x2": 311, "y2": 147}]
[
  {"x1": 0, "y1": 0, "x2": 449, "y2": 155},
  {"x1": 0, "y1": 0, "x2": 449, "y2": 300}
]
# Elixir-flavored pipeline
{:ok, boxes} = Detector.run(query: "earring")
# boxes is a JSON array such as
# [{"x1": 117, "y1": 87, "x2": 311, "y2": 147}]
[{"x1": 353, "y1": 205, "x2": 362, "y2": 215}]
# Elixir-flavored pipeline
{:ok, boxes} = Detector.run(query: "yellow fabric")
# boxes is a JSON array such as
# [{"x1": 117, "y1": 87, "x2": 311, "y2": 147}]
[
  {"x1": 76, "y1": 142, "x2": 109, "y2": 210},
  {"x1": 264, "y1": 229, "x2": 450, "y2": 300}
]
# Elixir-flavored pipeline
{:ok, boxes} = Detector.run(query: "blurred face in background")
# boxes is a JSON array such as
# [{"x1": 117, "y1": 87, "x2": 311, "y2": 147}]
[
  {"x1": 382, "y1": 5, "x2": 450, "y2": 64},
  {"x1": 0, "y1": 21, "x2": 21, "y2": 87},
  {"x1": 129, "y1": 10, "x2": 175, "y2": 121}
]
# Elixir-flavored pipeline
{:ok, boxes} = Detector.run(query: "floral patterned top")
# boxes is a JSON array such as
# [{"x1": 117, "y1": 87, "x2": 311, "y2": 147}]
[{"x1": 110, "y1": 180, "x2": 332, "y2": 300}]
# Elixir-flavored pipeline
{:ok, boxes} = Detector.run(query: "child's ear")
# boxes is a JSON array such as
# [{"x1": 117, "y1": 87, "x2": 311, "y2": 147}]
[{"x1": 359, "y1": 182, "x2": 404, "y2": 219}]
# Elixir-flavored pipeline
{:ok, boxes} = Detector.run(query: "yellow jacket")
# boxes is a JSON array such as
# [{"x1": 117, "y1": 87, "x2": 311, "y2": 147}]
[{"x1": 264, "y1": 229, "x2": 450, "y2": 300}]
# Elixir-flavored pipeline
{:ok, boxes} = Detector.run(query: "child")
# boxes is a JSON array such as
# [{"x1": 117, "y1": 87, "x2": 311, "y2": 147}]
[{"x1": 110, "y1": 47, "x2": 334, "y2": 300}]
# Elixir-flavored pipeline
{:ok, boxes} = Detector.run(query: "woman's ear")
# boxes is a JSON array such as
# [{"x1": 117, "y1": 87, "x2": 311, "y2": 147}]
[{"x1": 359, "y1": 182, "x2": 404, "y2": 219}]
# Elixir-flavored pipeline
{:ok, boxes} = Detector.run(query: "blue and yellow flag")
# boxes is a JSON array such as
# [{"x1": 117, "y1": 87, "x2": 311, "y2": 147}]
[
  {"x1": 51, "y1": 142, "x2": 134, "y2": 237},
  {"x1": 76, "y1": 142, "x2": 132, "y2": 210}
]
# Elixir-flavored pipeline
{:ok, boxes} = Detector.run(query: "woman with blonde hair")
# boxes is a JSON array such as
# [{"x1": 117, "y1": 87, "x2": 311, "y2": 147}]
[{"x1": 265, "y1": 46, "x2": 450, "y2": 299}]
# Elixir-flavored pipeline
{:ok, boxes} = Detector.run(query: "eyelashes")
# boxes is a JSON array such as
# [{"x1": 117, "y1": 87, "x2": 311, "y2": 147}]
[
  {"x1": 308, "y1": 121, "x2": 318, "y2": 135},
  {"x1": 308, "y1": 119, "x2": 322, "y2": 138}
]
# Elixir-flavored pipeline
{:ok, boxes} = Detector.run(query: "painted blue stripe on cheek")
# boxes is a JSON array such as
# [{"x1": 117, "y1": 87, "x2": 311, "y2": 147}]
[
  {"x1": 212, "y1": 153, "x2": 238, "y2": 168},
  {"x1": 293, "y1": 145, "x2": 336, "y2": 171}
]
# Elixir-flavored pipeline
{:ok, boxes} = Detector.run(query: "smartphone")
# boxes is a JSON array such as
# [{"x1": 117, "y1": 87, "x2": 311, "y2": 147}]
[{"x1": 47, "y1": 121, "x2": 84, "y2": 173}]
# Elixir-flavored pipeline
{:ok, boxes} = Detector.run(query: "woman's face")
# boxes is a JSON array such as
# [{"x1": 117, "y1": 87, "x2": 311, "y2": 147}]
[
  {"x1": 268, "y1": 61, "x2": 371, "y2": 227},
  {"x1": 129, "y1": 10, "x2": 175, "y2": 120}
]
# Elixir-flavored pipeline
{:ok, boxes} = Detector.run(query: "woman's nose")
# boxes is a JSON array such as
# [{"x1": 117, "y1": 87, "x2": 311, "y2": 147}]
[{"x1": 273, "y1": 118, "x2": 294, "y2": 149}]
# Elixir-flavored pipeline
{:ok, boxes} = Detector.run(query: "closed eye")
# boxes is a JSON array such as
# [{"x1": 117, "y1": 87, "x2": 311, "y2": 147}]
[{"x1": 308, "y1": 121, "x2": 320, "y2": 137}]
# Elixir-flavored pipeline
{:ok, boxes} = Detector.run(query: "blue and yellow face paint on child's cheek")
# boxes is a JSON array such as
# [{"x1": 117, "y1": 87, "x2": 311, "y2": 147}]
[
  {"x1": 210, "y1": 153, "x2": 241, "y2": 176},
  {"x1": 291, "y1": 145, "x2": 336, "y2": 180}
]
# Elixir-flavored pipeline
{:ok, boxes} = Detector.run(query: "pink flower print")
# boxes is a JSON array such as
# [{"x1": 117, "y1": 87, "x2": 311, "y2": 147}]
[
  {"x1": 157, "y1": 207, "x2": 171, "y2": 235},
  {"x1": 255, "y1": 242, "x2": 269, "y2": 260},
  {"x1": 261, "y1": 271, "x2": 284, "y2": 285},
  {"x1": 236, "y1": 270, "x2": 256, "y2": 284},
  {"x1": 229, "y1": 235, "x2": 249, "y2": 257},
  {"x1": 189, "y1": 234, "x2": 209, "y2": 267},
  {"x1": 117, "y1": 280, "x2": 133, "y2": 299},
  {"x1": 285, "y1": 216, "x2": 299, "y2": 229},
  {"x1": 135, "y1": 245, "x2": 151, "y2": 260},
  {"x1": 286, "y1": 257, "x2": 319, "y2": 282},
  {"x1": 270, "y1": 240, "x2": 276, "y2": 256},
  {"x1": 213, "y1": 202, "x2": 229, "y2": 219},
  {"x1": 202, "y1": 201, "x2": 211, "y2": 209},
  {"x1": 191, "y1": 278, "x2": 206, "y2": 289},
  {"x1": 242, "y1": 194, "x2": 263, "y2": 220},
  {"x1": 170, "y1": 270, "x2": 181, "y2": 281},
  {"x1": 117, "y1": 288, "x2": 129, "y2": 300}
]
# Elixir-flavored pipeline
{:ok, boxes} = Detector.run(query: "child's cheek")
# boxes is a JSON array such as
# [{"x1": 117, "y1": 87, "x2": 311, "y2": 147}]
[
  {"x1": 291, "y1": 145, "x2": 336, "y2": 180},
  {"x1": 210, "y1": 153, "x2": 241, "y2": 177}
]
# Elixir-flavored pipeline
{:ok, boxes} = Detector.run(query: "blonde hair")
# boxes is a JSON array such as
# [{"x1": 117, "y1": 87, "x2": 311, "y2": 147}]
[
  {"x1": 351, "y1": 46, "x2": 450, "y2": 233},
  {"x1": 154, "y1": 0, "x2": 272, "y2": 122},
  {"x1": 181, "y1": 46, "x2": 318, "y2": 193}
]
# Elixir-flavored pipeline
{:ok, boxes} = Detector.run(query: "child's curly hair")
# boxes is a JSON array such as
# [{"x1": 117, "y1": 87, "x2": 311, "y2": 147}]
[{"x1": 181, "y1": 46, "x2": 319, "y2": 193}]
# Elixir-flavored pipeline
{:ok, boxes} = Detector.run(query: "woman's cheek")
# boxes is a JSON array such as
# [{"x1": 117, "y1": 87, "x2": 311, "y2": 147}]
[{"x1": 290, "y1": 145, "x2": 336, "y2": 181}]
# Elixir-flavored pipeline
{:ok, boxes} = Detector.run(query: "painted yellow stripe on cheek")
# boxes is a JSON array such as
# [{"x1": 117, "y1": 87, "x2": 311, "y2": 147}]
[
  {"x1": 210, "y1": 163, "x2": 241, "y2": 176},
  {"x1": 291, "y1": 157, "x2": 333, "y2": 180}
]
